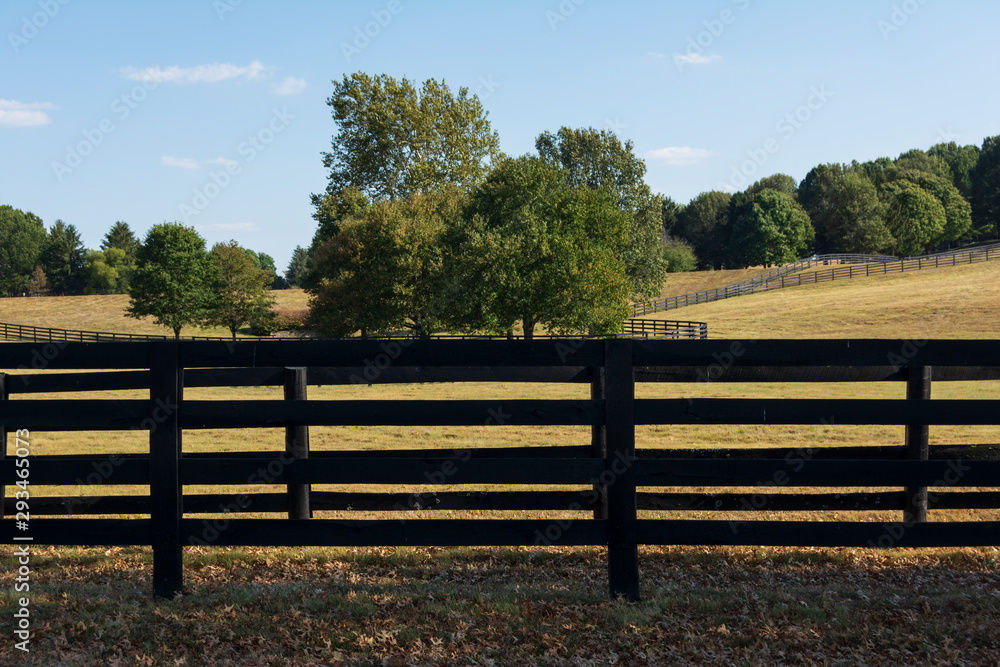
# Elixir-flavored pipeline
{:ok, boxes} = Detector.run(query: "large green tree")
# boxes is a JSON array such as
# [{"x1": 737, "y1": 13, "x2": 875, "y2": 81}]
[
  {"x1": 127, "y1": 223, "x2": 216, "y2": 338},
  {"x1": 799, "y1": 164, "x2": 891, "y2": 254},
  {"x1": 535, "y1": 126, "x2": 666, "y2": 299},
  {"x1": 307, "y1": 188, "x2": 462, "y2": 338},
  {"x1": 40, "y1": 219, "x2": 86, "y2": 295},
  {"x1": 0, "y1": 205, "x2": 47, "y2": 296},
  {"x1": 971, "y1": 135, "x2": 1000, "y2": 240},
  {"x1": 100, "y1": 221, "x2": 138, "y2": 291},
  {"x1": 207, "y1": 241, "x2": 276, "y2": 339},
  {"x1": 727, "y1": 190, "x2": 814, "y2": 268},
  {"x1": 313, "y1": 72, "x2": 500, "y2": 207},
  {"x1": 445, "y1": 156, "x2": 632, "y2": 339},
  {"x1": 879, "y1": 180, "x2": 947, "y2": 256},
  {"x1": 673, "y1": 191, "x2": 732, "y2": 269},
  {"x1": 82, "y1": 247, "x2": 128, "y2": 295},
  {"x1": 929, "y1": 142, "x2": 980, "y2": 201}
]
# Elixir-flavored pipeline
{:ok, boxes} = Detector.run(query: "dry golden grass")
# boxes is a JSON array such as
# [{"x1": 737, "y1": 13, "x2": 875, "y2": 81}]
[
  {"x1": 0, "y1": 288, "x2": 310, "y2": 338},
  {"x1": 655, "y1": 267, "x2": 772, "y2": 299},
  {"x1": 643, "y1": 258, "x2": 1000, "y2": 338}
]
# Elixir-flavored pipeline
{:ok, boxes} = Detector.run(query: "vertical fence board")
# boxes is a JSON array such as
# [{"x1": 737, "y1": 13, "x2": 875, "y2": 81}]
[
  {"x1": 0, "y1": 373, "x2": 6, "y2": 518},
  {"x1": 605, "y1": 339, "x2": 639, "y2": 601},
  {"x1": 590, "y1": 367, "x2": 608, "y2": 520},
  {"x1": 284, "y1": 367, "x2": 311, "y2": 520},
  {"x1": 904, "y1": 366, "x2": 932, "y2": 523},
  {"x1": 150, "y1": 342, "x2": 183, "y2": 598}
]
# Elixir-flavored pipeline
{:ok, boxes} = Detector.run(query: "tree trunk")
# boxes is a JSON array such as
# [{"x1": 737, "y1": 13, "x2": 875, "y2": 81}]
[
  {"x1": 173, "y1": 327, "x2": 181, "y2": 340},
  {"x1": 523, "y1": 316, "x2": 534, "y2": 341}
]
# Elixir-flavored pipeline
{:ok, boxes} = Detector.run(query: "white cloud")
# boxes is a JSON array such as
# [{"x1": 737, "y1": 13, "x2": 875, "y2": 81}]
[
  {"x1": 645, "y1": 146, "x2": 716, "y2": 166},
  {"x1": 647, "y1": 51, "x2": 667, "y2": 60},
  {"x1": 205, "y1": 157, "x2": 240, "y2": 170},
  {"x1": 673, "y1": 53, "x2": 721, "y2": 66},
  {"x1": 121, "y1": 60, "x2": 268, "y2": 84},
  {"x1": 273, "y1": 76, "x2": 308, "y2": 96},
  {"x1": 0, "y1": 99, "x2": 55, "y2": 127},
  {"x1": 162, "y1": 156, "x2": 200, "y2": 169}
]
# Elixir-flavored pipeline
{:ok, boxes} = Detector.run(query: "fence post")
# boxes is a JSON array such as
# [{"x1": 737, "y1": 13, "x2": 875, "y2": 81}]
[
  {"x1": 284, "y1": 367, "x2": 311, "y2": 520},
  {"x1": 590, "y1": 367, "x2": 608, "y2": 520},
  {"x1": 0, "y1": 373, "x2": 7, "y2": 518},
  {"x1": 604, "y1": 338, "x2": 639, "y2": 601},
  {"x1": 150, "y1": 341, "x2": 183, "y2": 598},
  {"x1": 903, "y1": 366, "x2": 931, "y2": 523}
]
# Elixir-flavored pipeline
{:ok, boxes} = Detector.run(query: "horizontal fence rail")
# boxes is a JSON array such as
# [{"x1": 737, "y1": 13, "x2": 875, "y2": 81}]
[
  {"x1": 2, "y1": 338, "x2": 1000, "y2": 602},
  {"x1": 0, "y1": 318, "x2": 708, "y2": 344},
  {"x1": 632, "y1": 242, "x2": 1000, "y2": 316}
]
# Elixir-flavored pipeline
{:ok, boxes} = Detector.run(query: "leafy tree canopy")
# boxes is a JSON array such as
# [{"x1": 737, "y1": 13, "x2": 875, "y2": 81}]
[
  {"x1": 727, "y1": 190, "x2": 814, "y2": 268},
  {"x1": 446, "y1": 156, "x2": 632, "y2": 339},
  {"x1": 313, "y1": 72, "x2": 500, "y2": 206},
  {"x1": 307, "y1": 187, "x2": 463, "y2": 338},
  {"x1": 207, "y1": 241, "x2": 276, "y2": 339},
  {"x1": 40, "y1": 219, "x2": 86, "y2": 295},
  {"x1": 879, "y1": 180, "x2": 947, "y2": 256},
  {"x1": 0, "y1": 205, "x2": 47, "y2": 296},
  {"x1": 536, "y1": 126, "x2": 666, "y2": 299},
  {"x1": 127, "y1": 223, "x2": 217, "y2": 338},
  {"x1": 673, "y1": 191, "x2": 732, "y2": 269}
]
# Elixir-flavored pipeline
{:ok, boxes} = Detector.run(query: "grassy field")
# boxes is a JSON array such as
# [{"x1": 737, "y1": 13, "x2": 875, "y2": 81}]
[
  {"x1": 644, "y1": 259, "x2": 1000, "y2": 338},
  {"x1": 3, "y1": 262, "x2": 1000, "y2": 664},
  {"x1": 0, "y1": 289, "x2": 310, "y2": 337}
]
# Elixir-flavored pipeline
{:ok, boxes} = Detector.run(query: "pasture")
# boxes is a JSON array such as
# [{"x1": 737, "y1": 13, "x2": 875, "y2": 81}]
[{"x1": 3, "y1": 262, "x2": 1000, "y2": 666}]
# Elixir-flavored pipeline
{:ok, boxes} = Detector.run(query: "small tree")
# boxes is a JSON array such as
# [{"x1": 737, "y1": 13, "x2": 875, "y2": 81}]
[
  {"x1": 41, "y1": 220, "x2": 86, "y2": 295},
  {"x1": 127, "y1": 223, "x2": 216, "y2": 338},
  {"x1": 285, "y1": 245, "x2": 310, "y2": 287},
  {"x1": 27, "y1": 265, "x2": 49, "y2": 296},
  {"x1": 206, "y1": 241, "x2": 276, "y2": 339},
  {"x1": 307, "y1": 188, "x2": 461, "y2": 338}
]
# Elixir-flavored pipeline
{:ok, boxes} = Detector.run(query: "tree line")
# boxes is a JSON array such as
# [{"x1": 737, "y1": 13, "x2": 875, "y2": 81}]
[
  {"x1": 669, "y1": 139, "x2": 1000, "y2": 270},
  {"x1": 0, "y1": 211, "x2": 288, "y2": 299}
]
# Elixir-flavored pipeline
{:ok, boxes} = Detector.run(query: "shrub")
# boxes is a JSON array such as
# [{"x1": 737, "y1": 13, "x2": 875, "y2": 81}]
[
  {"x1": 661, "y1": 239, "x2": 698, "y2": 273},
  {"x1": 250, "y1": 309, "x2": 308, "y2": 336}
]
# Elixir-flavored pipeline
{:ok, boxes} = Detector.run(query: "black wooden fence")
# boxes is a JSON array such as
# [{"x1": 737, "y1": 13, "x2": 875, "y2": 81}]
[{"x1": 2, "y1": 339, "x2": 1000, "y2": 601}]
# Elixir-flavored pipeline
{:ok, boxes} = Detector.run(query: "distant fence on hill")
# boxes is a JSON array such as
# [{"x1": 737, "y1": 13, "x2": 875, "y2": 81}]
[
  {"x1": 632, "y1": 242, "x2": 1000, "y2": 316},
  {"x1": 0, "y1": 317, "x2": 709, "y2": 344},
  {"x1": 3, "y1": 338, "x2": 1000, "y2": 601}
]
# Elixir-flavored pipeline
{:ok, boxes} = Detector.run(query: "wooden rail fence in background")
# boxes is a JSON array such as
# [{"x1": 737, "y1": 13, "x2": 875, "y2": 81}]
[
  {"x1": 0, "y1": 318, "x2": 709, "y2": 344},
  {"x1": 633, "y1": 242, "x2": 1000, "y2": 316},
  {"x1": 2, "y1": 339, "x2": 1000, "y2": 601}
]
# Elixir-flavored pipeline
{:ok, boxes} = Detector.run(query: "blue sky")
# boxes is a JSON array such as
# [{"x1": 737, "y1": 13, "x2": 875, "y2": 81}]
[{"x1": 3, "y1": 0, "x2": 999, "y2": 272}]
